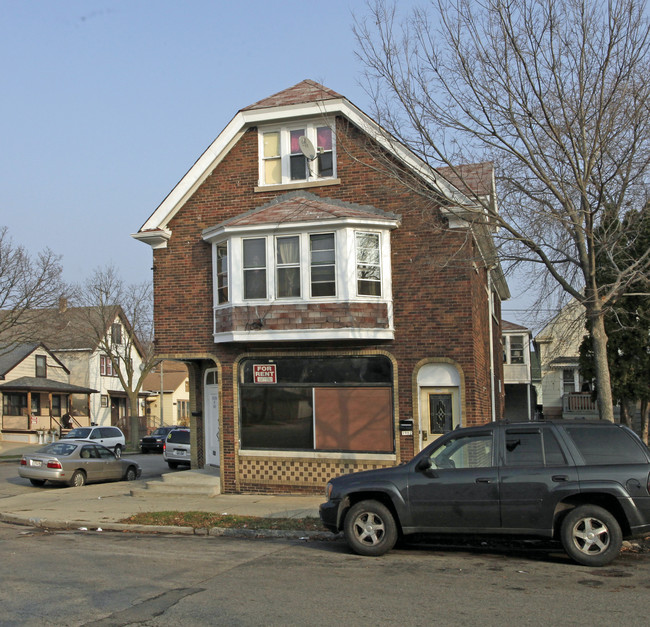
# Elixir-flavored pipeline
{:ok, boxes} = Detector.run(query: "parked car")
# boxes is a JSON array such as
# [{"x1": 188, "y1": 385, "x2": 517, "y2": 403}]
[
  {"x1": 19, "y1": 440, "x2": 141, "y2": 487},
  {"x1": 140, "y1": 426, "x2": 179, "y2": 454},
  {"x1": 320, "y1": 421, "x2": 650, "y2": 566},
  {"x1": 61, "y1": 426, "x2": 126, "y2": 457},
  {"x1": 163, "y1": 428, "x2": 191, "y2": 469}
]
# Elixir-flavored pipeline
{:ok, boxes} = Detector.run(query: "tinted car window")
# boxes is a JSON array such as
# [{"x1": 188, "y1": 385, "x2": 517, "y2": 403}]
[
  {"x1": 504, "y1": 429, "x2": 567, "y2": 467},
  {"x1": 64, "y1": 428, "x2": 91, "y2": 439},
  {"x1": 100, "y1": 427, "x2": 121, "y2": 438},
  {"x1": 168, "y1": 430, "x2": 190, "y2": 444},
  {"x1": 564, "y1": 425, "x2": 647, "y2": 464}
]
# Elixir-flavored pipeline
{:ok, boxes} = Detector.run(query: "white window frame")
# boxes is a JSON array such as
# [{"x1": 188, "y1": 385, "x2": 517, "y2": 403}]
[
  {"x1": 355, "y1": 231, "x2": 382, "y2": 297},
  {"x1": 257, "y1": 120, "x2": 336, "y2": 187}
]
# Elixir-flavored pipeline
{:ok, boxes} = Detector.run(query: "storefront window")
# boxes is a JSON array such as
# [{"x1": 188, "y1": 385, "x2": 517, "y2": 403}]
[{"x1": 239, "y1": 356, "x2": 394, "y2": 453}]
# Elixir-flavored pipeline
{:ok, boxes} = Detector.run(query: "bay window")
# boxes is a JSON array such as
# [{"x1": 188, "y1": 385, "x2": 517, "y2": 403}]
[
  {"x1": 216, "y1": 243, "x2": 229, "y2": 304},
  {"x1": 356, "y1": 232, "x2": 381, "y2": 296},
  {"x1": 243, "y1": 238, "x2": 267, "y2": 299},
  {"x1": 276, "y1": 236, "x2": 301, "y2": 298},
  {"x1": 310, "y1": 233, "x2": 336, "y2": 297}
]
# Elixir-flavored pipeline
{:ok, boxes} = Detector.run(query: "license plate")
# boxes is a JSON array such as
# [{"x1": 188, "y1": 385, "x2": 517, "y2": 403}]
[
  {"x1": 30, "y1": 460, "x2": 42, "y2": 467},
  {"x1": 174, "y1": 449, "x2": 186, "y2": 455}
]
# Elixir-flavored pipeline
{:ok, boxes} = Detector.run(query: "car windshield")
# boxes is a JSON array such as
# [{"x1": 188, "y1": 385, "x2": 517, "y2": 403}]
[
  {"x1": 37, "y1": 442, "x2": 78, "y2": 456},
  {"x1": 168, "y1": 430, "x2": 190, "y2": 444},
  {"x1": 64, "y1": 428, "x2": 92, "y2": 439}
]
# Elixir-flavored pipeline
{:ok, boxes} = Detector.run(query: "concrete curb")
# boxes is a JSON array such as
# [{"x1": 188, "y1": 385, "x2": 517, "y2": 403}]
[{"x1": 0, "y1": 512, "x2": 336, "y2": 541}]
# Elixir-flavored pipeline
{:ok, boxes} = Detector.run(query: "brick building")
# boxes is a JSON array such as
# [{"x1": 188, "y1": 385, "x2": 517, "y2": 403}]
[{"x1": 134, "y1": 80, "x2": 509, "y2": 494}]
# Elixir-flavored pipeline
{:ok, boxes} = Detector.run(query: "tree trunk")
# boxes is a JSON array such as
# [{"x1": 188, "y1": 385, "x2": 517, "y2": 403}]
[
  {"x1": 641, "y1": 399, "x2": 649, "y2": 445},
  {"x1": 619, "y1": 400, "x2": 631, "y2": 427},
  {"x1": 589, "y1": 309, "x2": 615, "y2": 422},
  {"x1": 127, "y1": 392, "x2": 141, "y2": 450}
]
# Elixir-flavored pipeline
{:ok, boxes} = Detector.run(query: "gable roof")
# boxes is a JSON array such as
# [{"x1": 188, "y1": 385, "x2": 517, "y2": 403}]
[
  {"x1": 133, "y1": 79, "x2": 469, "y2": 240},
  {"x1": 0, "y1": 305, "x2": 145, "y2": 357},
  {"x1": 142, "y1": 361, "x2": 188, "y2": 394},
  {"x1": 242, "y1": 79, "x2": 343, "y2": 110},
  {"x1": 0, "y1": 343, "x2": 69, "y2": 379}
]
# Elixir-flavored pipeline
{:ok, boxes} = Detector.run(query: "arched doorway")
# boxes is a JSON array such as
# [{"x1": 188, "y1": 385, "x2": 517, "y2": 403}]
[
  {"x1": 204, "y1": 369, "x2": 220, "y2": 466},
  {"x1": 417, "y1": 362, "x2": 462, "y2": 451}
]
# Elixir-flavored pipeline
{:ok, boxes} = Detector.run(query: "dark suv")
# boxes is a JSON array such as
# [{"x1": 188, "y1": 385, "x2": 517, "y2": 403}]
[
  {"x1": 320, "y1": 421, "x2": 650, "y2": 566},
  {"x1": 140, "y1": 426, "x2": 179, "y2": 454}
]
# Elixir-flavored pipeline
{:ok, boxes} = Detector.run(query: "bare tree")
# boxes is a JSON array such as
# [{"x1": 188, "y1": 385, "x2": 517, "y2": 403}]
[
  {"x1": 70, "y1": 265, "x2": 156, "y2": 448},
  {"x1": 0, "y1": 226, "x2": 65, "y2": 353},
  {"x1": 354, "y1": 0, "x2": 650, "y2": 421}
]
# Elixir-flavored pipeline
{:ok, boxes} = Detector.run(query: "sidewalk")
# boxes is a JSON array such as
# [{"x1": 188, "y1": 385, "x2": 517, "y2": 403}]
[{"x1": 0, "y1": 441, "x2": 328, "y2": 538}]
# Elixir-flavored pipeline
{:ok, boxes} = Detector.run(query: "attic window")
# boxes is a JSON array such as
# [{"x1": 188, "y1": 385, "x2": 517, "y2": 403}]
[
  {"x1": 259, "y1": 122, "x2": 335, "y2": 186},
  {"x1": 35, "y1": 355, "x2": 47, "y2": 378},
  {"x1": 111, "y1": 323, "x2": 122, "y2": 345}
]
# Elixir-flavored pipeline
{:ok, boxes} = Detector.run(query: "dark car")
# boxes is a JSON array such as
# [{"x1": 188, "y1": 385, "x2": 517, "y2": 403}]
[
  {"x1": 320, "y1": 421, "x2": 650, "y2": 566},
  {"x1": 140, "y1": 426, "x2": 179, "y2": 454},
  {"x1": 19, "y1": 440, "x2": 141, "y2": 487}
]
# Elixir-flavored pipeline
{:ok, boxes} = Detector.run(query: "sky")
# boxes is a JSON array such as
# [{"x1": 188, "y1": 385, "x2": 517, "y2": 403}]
[{"x1": 1, "y1": 0, "x2": 536, "y2": 326}]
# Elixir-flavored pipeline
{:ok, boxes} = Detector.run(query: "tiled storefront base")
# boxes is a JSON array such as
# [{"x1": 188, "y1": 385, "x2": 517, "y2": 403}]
[{"x1": 238, "y1": 456, "x2": 396, "y2": 495}]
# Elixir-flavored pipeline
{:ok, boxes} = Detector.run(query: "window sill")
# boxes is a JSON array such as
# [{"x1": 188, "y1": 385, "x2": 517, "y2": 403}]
[
  {"x1": 214, "y1": 328, "x2": 394, "y2": 343},
  {"x1": 254, "y1": 178, "x2": 341, "y2": 193},
  {"x1": 240, "y1": 449, "x2": 397, "y2": 462}
]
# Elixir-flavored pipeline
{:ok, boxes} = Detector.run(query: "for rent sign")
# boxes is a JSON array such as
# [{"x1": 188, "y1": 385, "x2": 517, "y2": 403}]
[{"x1": 253, "y1": 364, "x2": 277, "y2": 384}]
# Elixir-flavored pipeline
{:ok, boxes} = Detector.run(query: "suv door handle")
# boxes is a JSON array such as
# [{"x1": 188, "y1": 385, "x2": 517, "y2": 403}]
[
  {"x1": 476, "y1": 477, "x2": 493, "y2": 483},
  {"x1": 552, "y1": 475, "x2": 569, "y2": 482}
]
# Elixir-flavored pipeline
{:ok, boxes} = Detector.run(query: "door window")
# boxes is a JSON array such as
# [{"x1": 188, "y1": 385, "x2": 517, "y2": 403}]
[{"x1": 430, "y1": 432, "x2": 493, "y2": 469}]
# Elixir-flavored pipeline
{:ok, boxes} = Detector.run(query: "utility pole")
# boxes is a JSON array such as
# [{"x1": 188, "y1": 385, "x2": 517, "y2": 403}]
[{"x1": 159, "y1": 361, "x2": 164, "y2": 427}]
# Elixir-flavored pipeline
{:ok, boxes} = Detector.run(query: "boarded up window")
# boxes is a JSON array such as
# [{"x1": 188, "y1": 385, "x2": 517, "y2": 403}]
[{"x1": 314, "y1": 387, "x2": 393, "y2": 452}]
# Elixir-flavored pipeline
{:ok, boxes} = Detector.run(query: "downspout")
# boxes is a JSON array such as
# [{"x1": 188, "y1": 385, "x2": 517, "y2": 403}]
[{"x1": 487, "y1": 268, "x2": 496, "y2": 422}]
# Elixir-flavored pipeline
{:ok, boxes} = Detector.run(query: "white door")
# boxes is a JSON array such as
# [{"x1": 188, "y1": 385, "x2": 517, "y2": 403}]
[{"x1": 204, "y1": 369, "x2": 220, "y2": 466}]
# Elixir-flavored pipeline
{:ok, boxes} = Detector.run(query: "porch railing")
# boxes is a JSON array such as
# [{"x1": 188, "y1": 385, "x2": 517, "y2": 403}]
[{"x1": 563, "y1": 392, "x2": 598, "y2": 413}]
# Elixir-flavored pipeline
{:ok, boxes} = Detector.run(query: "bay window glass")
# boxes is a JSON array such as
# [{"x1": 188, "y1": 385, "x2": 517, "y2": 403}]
[
  {"x1": 276, "y1": 236, "x2": 300, "y2": 298},
  {"x1": 290, "y1": 129, "x2": 307, "y2": 180},
  {"x1": 217, "y1": 243, "x2": 229, "y2": 304},
  {"x1": 356, "y1": 232, "x2": 381, "y2": 296},
  {"x1": 243, "y1": 238, "x2": 267, "y2": 299},
  {"x1": 263, "y1": 132, "x2": 281, "y2": 184},
  {"x1": 310, "y1": 233, "x2": 335, "y2": 296}
]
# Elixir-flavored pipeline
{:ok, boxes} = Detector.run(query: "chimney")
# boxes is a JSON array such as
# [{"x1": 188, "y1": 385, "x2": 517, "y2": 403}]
[{"x1": 59, "y1": 297, "x2": 68, "y2": 313}]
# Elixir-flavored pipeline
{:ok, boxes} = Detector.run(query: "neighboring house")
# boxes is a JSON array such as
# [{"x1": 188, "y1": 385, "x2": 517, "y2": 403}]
[
  {"x1": 142, "y1": 360, "x2": 190, "y2": 430},
  {"x1": 0, "y1": 301, "x2": 147, "y2": 442},
  {"x1": 533, "y1": 300, "x2": 599, "y2": 420},
  {"x1": 133, "y1": 79, "x2": 510, "y2": 495},
  {"x1": 502, "y1": 320, "x2": 535, "y2": 421},
  {"x1": 0, "y1": 343, "x2": 96, "y2": 443}
]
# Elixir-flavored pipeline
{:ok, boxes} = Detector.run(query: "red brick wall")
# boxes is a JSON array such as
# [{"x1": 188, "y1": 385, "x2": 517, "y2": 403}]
[{"x1": 152, "y1": 119, "x2": 501, "y2": 493}]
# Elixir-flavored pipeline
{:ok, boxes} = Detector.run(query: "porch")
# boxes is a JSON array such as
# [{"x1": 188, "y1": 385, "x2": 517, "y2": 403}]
[{"x1": 562, "y1": 392, "x2": 598, "y2": 419}]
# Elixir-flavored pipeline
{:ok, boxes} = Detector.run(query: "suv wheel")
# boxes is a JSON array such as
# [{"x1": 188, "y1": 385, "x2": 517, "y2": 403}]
[
  {"x1": 344, "y1": 500, "x2": 398, "y2": 557},
  {"x1": 560, "y1": 505, "x2": 622, "y2": 567}
]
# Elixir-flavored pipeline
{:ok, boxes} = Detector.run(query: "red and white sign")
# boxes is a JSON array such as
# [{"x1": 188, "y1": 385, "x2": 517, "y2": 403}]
[{"x1": 253, "y1": 364, "x2": 277, "y2": 384}]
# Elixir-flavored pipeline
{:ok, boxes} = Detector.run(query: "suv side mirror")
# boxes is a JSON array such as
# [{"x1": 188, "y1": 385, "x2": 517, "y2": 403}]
[{"x1": 415, "y1": 457, "x2": 433, "y2": 472}]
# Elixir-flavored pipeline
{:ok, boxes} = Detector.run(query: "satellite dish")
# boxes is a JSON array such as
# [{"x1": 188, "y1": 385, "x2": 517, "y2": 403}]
[{"x1": 298, "y1": 136, "x2": 317, "y2": 161}]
